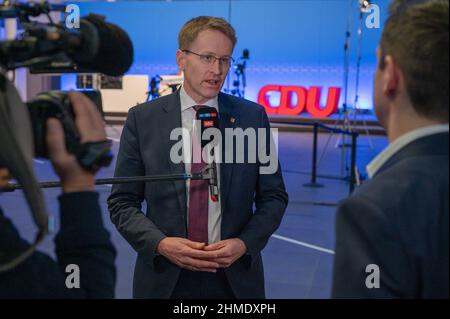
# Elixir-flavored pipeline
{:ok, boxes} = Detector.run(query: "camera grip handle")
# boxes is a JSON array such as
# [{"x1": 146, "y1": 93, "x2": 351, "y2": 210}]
[{"x1": 77, "y1": 139, "x2": 113, "y2": 172}]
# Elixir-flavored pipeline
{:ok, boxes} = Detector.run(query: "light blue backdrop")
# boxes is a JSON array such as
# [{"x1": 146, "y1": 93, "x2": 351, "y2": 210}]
[{"x1": 62, "y1": 0, "x2": 390, "y2": 111}]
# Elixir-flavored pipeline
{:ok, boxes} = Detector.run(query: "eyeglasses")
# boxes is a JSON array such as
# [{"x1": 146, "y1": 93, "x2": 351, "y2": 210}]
[{"x1": 182, "y1": 50, "x2": 235, "y2": 67}]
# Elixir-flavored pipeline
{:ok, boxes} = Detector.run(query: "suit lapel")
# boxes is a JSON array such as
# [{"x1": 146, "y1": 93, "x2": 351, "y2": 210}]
[
  {"x1": 161, "y1": 91, "x2": 187, "y2": 217},
  {"x1": 218, "y1": 93, "x2": 239, "y2": 214}
]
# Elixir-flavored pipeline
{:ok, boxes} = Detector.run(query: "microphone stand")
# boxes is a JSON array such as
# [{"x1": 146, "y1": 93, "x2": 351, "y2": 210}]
[{"x1": 4, "y1": 165, "x2": 217, "y2": 192}]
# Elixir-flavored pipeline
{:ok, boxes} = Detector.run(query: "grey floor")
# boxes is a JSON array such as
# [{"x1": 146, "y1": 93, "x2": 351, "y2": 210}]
[{"x1": 0, "y1": 127, "x2": 388, "y2": 298}]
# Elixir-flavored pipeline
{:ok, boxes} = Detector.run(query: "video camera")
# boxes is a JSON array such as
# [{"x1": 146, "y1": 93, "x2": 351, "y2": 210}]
[
  {"x1": 0, "y1": 0, "x2": 133, "y2": 272},
  {"x1": 0, "y1": 0, "x2": 134, "y2": 170}
]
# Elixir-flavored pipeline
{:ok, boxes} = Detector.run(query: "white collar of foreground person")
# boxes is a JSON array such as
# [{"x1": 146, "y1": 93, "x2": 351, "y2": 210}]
[{"x1": 367, "y1": 123, "x2": 449, "y2": 178}]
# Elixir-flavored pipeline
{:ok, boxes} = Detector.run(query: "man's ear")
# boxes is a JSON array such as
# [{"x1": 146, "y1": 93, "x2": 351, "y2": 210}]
[
  {"x1": 382, "y1": 55, "x2": 401, "y2": 99},
  {"x1": 176, "y1": 50, "x2": 185, "y2": 71}
]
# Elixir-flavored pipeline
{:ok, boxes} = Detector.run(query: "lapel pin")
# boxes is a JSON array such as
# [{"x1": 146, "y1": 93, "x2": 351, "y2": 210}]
[{"x1": 230, "y1": 117, "x2": 236, "y2": 123}]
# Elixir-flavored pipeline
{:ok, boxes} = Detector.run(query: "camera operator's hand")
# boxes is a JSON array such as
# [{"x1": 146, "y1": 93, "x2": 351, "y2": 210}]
[
  {"x1": 46, "y1": 92, "x2": 107, "y2": 193},
  {"x1": 0, "y1": 168, "x2": 11, "y2": 190}
]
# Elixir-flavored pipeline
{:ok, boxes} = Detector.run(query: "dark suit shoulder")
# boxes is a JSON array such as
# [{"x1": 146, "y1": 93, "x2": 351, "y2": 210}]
[
  {"x1": 357, "y1": 153, "x2": 448, "y2": 209},
  {"x1": 129, "y1": 93, "x2": 176, "y2": 116},
  {"x1": 219, "y1": 93, "x2": 266, "y2": 115},
  {"x1": 335, "y1": 149, "x2": 449, "y2": 298},
  {"x1": 343, "y1": 151, "x2": 449, "y2": 250}
]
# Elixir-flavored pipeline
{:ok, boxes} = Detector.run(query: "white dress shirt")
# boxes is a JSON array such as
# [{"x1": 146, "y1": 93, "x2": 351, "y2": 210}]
[
  {"x1": 367, "y1": 124, "x2": 449, "y2": 178},
  {"x1": 179, "y1": 86, "x2": 222, "y2": 244}
]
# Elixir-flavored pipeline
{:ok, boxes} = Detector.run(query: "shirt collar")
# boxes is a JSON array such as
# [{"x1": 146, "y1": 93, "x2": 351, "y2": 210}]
[
  {"x1": 180, "y1": 85, "x2": 219, "y2": 112},
  {"x1": 366, "y1": 124, "x2": 449, "y2": 178}
]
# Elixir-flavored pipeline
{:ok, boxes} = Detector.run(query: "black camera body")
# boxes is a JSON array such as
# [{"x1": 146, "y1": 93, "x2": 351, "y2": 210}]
[
  {"x1": 27, "y1": 90, "x2": 113, "y2": 171},
  {"x1": 0, "y1": 3, "x2": 134, "y2": 172}
]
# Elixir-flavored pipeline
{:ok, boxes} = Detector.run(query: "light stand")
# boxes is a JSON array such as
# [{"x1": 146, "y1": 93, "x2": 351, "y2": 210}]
[
  {"x1": 317, "y1": 0, "x2": 354, "y2": 178},
  {"x1": 317, "y1": 0, "x2": 372, "y2": 184},
  {"x1": 231, "y1": 49, "x2": 249, "y2": 98},
  {"x1": 352, "y1": 0, "x2": 374, "y2": 148},
  {"x1": 146, "y1": 75, "x2": 161, "y2": 102}
]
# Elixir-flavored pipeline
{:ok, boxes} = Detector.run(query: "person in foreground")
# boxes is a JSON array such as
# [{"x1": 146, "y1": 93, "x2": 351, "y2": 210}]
[
  {"x1": 332, "y1": 0, "x2": 449, "y2": 298},
  {"x1": 0, "y1": 91, "x2": 116, "y2": 298},
  {"x1": 108, "y1": 16, "x2": 288, "y2": 299}
]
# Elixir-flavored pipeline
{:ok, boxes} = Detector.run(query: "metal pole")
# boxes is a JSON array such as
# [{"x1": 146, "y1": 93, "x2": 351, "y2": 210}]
[
  {"x1": 349, "y1": 132, "x2": 358, "y2": 194},
  {"x1": 343, "y1": 0, "x2": 353, "y2": 115},
  {"x1": 304, "y1": 122, "x2": 323, "y2": 188},
  {"x1": 4, "y1": 172, "x2": 205, "y2": 192},
  {"x1": 311, "y1": 122, "x2": 318, "y2": 184}
]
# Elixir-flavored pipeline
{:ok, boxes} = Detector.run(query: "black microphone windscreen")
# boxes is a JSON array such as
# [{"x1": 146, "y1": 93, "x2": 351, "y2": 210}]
[
  {"x1": 196, "y1": 107, "x2": 220, "y2": 148},
  {"x1": 82, "y1": 14, "x2": 134, "y2": 76}
]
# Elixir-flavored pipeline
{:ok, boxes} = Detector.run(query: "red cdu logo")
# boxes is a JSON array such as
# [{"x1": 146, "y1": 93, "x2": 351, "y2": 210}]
[{"x1": 257, "y1": 85, "x2": 341, "y2": 117}]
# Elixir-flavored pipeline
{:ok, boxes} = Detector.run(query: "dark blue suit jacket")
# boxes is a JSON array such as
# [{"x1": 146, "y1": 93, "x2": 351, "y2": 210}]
[
  {"x1": 108, "y1": 91, "x2": 288, "y2": 299},
  {"x1": 332, "y1": 132, "x2": 449, "y2": 298}
]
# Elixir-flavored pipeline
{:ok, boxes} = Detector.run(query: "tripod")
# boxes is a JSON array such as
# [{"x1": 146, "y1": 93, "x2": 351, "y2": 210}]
[
  {"x1": 351, "y1": 4, "x2": 374, "y2": 149},
  {"x1": 317, "y1": 0, "x2": 354, "y2": 179},
  {"x1": 338, "y1": 0, "x2": 375, "y2": 151},
  {"x1": 318, "y1": 0, "x2": 373, "y2": 183}
]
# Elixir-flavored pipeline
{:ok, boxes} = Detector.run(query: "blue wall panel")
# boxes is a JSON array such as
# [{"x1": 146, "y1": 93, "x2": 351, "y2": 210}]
[{"x1": 62, "y1": 0, "x2": 390, "y2": 111}]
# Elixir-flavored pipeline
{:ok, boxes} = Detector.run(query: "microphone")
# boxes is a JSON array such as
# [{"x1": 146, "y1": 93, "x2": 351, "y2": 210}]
[
  {"x1": 195, "y1": 107, "x2": 220, "y2": 202},
  {"x1": 69, "y1": 14, "x2": 134, "y2": 76}
]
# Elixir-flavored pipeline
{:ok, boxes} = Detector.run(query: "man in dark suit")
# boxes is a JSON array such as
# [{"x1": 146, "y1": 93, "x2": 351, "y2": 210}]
[
  {"x1": 108, "y1": 16, "x2": 288, "y2": 299},
  {"x1": 332, "y1": 0, "x2": 449, "y2": 298}
]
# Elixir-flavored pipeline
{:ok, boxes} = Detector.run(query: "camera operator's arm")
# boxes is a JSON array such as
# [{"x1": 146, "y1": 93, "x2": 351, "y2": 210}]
[
  {"x1": 0, "y1": 206, "x2": 71, "y2": 298},
  {"x1": 47, "y1": 92, "x2": 116, "y2": 298}
]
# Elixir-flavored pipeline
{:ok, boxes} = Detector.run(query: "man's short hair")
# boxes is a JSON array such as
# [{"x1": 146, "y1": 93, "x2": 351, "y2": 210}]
[
  {"x1": 178, "y1": 16, "x2": 237, "y2": 51},
  {"x1": 380, "y1": 0, "x2": 449, "y2": 122}
]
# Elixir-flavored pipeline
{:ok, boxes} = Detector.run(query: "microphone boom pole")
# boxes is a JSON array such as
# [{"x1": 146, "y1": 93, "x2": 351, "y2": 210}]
[{"x1": 4, "y1": 167, "x2": 215, "y2": 192}]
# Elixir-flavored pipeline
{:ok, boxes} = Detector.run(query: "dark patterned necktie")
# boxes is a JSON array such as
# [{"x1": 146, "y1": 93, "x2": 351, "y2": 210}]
[{"x1": 187, "y1": 105, "x2": 209, "y2": 243}]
